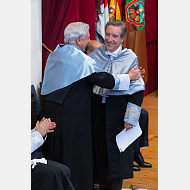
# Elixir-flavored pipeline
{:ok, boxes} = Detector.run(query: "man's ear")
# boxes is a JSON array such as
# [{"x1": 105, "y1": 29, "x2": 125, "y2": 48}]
[
  {"x1": 86, "y1": 50, "x2": 90, "y2": 55},
  {"x1": 76, "y1": 36, "x2": 81, "y2": 45}
]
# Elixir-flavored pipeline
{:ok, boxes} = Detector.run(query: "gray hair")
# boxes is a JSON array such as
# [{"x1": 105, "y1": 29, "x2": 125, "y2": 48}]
[
  {"x1": 64, "y1": 22, "x2": 89, "y2": 44},
  {"x1": 105, "y1": 20, "x2": 127, "y2": 39}
]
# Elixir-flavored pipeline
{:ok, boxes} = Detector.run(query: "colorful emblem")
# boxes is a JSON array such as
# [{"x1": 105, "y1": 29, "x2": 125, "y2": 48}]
[
  {"x1": 125, "y1": 0, "x2": 145, "y2": 32},
  {"x1": 109, "y1": 1, "x2": 116, "y2": 20}
]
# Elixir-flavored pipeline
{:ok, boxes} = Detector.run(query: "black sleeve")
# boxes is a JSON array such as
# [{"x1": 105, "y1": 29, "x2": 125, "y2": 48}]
[
  {"x1": 85, "y1": 72, "x2": 115, "y2": 89},
  {"x1": 128, "y1": 90, "x2": 144, "y2": 107}
]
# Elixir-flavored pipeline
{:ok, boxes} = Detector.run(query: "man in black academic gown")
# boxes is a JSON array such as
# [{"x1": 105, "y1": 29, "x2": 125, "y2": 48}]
[
  {"x1": 133, "y1": 109, "x2": 152, "y2": 171},
  {"x1": 86, "y1": 41, "x2": 152, "y2": 174},
  {"x1": 38, "y1": 22, "x2": 144, "y2": 190},
  {"x1": 89, "y1": 20, "x2": 146, "y2": 190}
]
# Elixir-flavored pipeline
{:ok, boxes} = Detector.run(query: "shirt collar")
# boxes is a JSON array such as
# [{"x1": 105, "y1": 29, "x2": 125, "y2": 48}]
[
  {"x1": 106, "y1": 45, "x2": 122, "y2": 57},
  {"x1": 66, "y1": 44, "x2": 82, "y2": 52}
]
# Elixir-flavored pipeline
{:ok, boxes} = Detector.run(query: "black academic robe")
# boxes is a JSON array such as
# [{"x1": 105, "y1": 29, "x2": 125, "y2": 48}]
[
  {"x1": 38, "y1": 72, "x2": 115, "y2": 190},
  {"x1": 134, "y1": 109, "x2": 149, "y2": 151},
  {"x1": 93, "y1": 90, "x2": 144, "y2": 186},
  {"x1": 31, "y1": 158, "x2": 75, "y2": 190}
]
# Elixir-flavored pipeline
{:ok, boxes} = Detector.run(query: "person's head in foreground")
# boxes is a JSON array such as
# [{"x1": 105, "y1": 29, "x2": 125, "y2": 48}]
[{"x1": 64, "y1": 22, "x2": 91, "y2": 52}]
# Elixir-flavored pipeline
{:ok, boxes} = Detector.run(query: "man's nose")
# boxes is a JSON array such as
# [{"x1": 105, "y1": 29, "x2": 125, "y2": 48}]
[{"x1": 107, "y1": 35, "x2": 113, "y2": 41}]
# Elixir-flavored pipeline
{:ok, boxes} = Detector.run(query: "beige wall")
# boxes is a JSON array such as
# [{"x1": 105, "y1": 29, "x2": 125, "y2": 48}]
[{"x1": 31, "y1": 0, "x2": 42, "y2": 100}]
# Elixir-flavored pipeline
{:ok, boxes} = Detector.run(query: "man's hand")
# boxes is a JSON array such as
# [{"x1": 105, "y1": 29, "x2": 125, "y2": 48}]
[
  {"x1": 128, "y1": 65, "x2": 145, "y2": 81},
  {"x1": 35, "y1": 117, "x2": 56, "y2": 137},
  {"x1": 48, "y1": 122, "x2": 56, "y2": 133},
  {"x1": 124, "y1": 122, "x2": 134, "y2": 131}
]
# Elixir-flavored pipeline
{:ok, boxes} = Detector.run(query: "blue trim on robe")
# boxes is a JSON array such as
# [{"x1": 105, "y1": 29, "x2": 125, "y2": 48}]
[
  {"x1": 90, "y1": 45, "x2": 145, "y2": 96},
  {"x1": 124, "y1": 102, "x2": 141, "y2": 126},
  {"x1": 89, "y1": 45, "x2": 145, "y2": 126},
  {"x1": 41, "y1": 44, "x2": 106, "y2": 95}
]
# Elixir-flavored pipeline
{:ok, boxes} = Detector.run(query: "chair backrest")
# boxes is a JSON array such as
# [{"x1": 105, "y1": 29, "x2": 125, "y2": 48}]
[
  {"x1": 31, "y1": 85, "x2": 40, "y2": 114},
  {"x1": 31, "y1": 92, "x2": 37, "y2": 129},
  {"x1": 40, "y1": 81, "x2": 42, "y2": 90},
  {"x1": 39, "y1": 81, "x2": 43, "y2": 108}
]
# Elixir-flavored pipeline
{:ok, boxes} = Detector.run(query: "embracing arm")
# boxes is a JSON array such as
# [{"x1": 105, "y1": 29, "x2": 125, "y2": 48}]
[
  {"x1": 86, "y1": 65, "x2": 144, "y2": 91},
  {"x1": 85, "y1": 72, "x2": 115, "y2": 89},
  {"x1": 86, "y1": 72, "x2": 131, "y2": 90}
]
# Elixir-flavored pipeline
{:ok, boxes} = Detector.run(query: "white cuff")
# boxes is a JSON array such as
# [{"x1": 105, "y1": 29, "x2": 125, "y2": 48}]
[
  {"x1": 31, "y1": 158, "x2": 47, "y2": 169},
  {"x1": 112, "y1": 74, "x2": 130, "y2": 91}
]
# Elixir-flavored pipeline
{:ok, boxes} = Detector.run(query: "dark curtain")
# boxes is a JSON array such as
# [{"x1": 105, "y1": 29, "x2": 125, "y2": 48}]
[
  {"x1": 42, "y1": 0, "x2": 96, "y2": 78},
  {"x1": 62, "y1": 0, "x2": 96, "y2": 40},
  {"x1": 42, "y1": 0, "x2": 158, "y2": 96},
  {"x1": 42, "y1": 0, "x2": 74, "y2": 77},
  {"x1": 144, "y1": 0, "x2": 158, "y2": 95}
]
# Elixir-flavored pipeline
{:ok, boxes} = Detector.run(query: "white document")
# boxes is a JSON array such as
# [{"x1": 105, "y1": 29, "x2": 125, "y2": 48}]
[{"x1": 116, "y1": 122, "x2": 142, "y2": 153}]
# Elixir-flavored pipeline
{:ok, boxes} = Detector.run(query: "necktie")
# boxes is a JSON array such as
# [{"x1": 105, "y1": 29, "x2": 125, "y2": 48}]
[{"x1": 105, "y1": 51, "x2": 117, "y2": 59}]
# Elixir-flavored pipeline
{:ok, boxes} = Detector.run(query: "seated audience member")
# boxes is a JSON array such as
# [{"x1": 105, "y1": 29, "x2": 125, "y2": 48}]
[
  {"x1": 31, "y1": 117, "x2": 75, "y2": 190},
  {"x1": 86, "y1": 40, "x2": 152, "y2": 172},
  {"x1": 133, "y1": 109, "x2": 152, "y2": 171}
]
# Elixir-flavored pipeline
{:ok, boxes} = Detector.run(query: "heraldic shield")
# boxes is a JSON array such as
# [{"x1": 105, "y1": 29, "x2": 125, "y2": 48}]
[{"x1": 125, "y1": 0, "x2": 145, "y2": 32}]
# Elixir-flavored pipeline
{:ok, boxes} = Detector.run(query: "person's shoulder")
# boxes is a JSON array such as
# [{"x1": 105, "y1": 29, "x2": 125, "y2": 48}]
[
  {"x1": 122, "y1": 47, "x2": 135, "y2": 54},
  {"x1": 121, "y1": 47, "x2": 137, "y2": 58},
  {"x1": 89, "y1": 45, "x2": 105, "y2": 57}
]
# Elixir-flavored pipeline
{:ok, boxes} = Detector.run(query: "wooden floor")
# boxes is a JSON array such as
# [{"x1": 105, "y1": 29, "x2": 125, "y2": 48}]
[
  {"x1": 141, "y1": 90, "x2": 158, "y2": 137},
  {"x1": 122, "y1": 90, "x2": 158, "y2": 190}
]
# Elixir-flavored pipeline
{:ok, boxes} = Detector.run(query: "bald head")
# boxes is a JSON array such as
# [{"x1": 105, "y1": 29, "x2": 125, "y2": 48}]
[{"x1": 85, "y1": 40, "x2": 103, "y2": 55}]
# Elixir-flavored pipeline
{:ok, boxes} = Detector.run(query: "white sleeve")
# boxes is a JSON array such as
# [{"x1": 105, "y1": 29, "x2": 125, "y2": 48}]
[
  {"x1": 112, "y1": 74, "x2": 130, "y2": 91},
  {"x1": 31, "y1": 130, "x2": 44, "y2": 153}
]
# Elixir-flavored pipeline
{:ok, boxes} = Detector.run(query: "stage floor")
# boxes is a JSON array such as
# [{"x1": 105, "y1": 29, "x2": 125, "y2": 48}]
[{"x1": 122, "y1": 137, "x2": 158, "y2": 190}]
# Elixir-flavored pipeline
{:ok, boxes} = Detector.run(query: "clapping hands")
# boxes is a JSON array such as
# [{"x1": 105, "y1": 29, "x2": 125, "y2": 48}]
[{"x1": 35, "y1": 117, "x2": 56, "y2": 137}]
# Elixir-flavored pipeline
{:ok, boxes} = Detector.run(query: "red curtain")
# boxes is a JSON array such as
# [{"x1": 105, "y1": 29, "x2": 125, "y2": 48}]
[
  {"x1": 42, "y1": 0, "x2": 158, "y2": 96},
  {"x1": 42, "y1": 0, "x2": 74, "y2": 77},
  {"x1": 63, "y1": 0, "x2": 96, "y2": 40},
  {"x1": 144, "y1": 0, "x2": 158, "y2": 96},
  {"x1": 42, "y1": 0, "x2": 96, "y2": 78}
]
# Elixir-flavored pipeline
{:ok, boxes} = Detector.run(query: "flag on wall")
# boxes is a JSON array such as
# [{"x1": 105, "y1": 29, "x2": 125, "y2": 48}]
[
  {"x1": 109, "y1": 0, "x2": 116, "y2": 20},
  {"x1": 109, "y1": 0, "x2": 122, "y2": 21},
  {"x1": 116, "y1": 0, "x2": 122, "y2": 20},
  {"x1": 104, "y1": 0, "x2": 109, "y2": 23},
  {"x1": 95, "y1": 0, "x2": 109, "y2": 43},
  {"x1": 124, "y1": 0, "x2": 145, "y2": 32},
  {"x1": 123, "y1": 0, "x2": 148, "y2": 83}
]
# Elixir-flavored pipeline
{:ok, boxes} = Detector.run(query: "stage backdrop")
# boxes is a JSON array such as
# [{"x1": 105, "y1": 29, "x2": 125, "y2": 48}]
[
  {"x1": 42, "y1": 0, "x2": 158, "y2": 96},
  {"x1": 144, "y1": 0, "x2": 158, "y2": 96},
  {"x1": 42, "y1": 0, "x2": 96, "y2": 77}
]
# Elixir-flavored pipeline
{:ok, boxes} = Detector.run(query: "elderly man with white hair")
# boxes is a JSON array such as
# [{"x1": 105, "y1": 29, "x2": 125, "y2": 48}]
[{"x1": 39, "y1": 22, "x2": 144, "y2": 190}]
